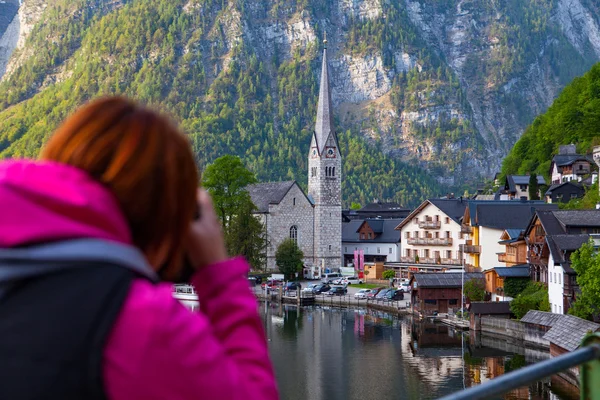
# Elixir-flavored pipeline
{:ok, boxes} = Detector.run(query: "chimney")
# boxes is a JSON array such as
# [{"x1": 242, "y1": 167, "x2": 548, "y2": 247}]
[{"x1": 559, "y1": 144, "x2": 577, "y2": 155}]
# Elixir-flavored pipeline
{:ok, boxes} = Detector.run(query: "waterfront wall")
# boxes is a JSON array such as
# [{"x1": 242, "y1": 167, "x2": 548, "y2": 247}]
[{"x1": 480, "y1": 316, "x2": 549, "y2": 349}]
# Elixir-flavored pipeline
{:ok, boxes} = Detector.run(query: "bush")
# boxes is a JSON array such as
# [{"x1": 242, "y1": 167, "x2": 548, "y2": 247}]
[
  {"x1": 510, "y1": 282, "x2": 550, "y2": 319},
  {"x1": 464, "y1": 278, "x2": 485, "y2": 302},
  {"x1": 504, "y1": 278, "x2": 529, "y2": 298},
  {"x1": 382, "y1": 270, "x2": 395, "y2": 280}
]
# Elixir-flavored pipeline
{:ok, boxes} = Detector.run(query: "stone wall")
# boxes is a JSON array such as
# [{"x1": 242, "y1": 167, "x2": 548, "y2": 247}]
[
  {"x1": 480, "y1": 316, "x2": 550, "y2": 349},
  {"x1": 264, "y1": 183, "x2": 314, "y2": 271}
]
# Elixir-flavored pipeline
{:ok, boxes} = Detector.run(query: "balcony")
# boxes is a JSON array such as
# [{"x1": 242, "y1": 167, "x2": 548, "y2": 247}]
[
  {"x1": 419, "y1": 220, "x2": 441, "y2": 229},
  {"x1": 460, "y1": 244, "x2": 481, "y2": 254},
  {"x1": 399, "y1": 256, "x2": 416, "y2": 263},
  {"x1": 419, "y1": 257, "x2": 437, "y2": 264},
  {"x1": 461, "y1": 225, "x2": 473, "y2": 234},
  {"x1": 498, "y1": 253, "x2": 508, "y2": 263},
  {"x1": 407, "y1": 237, "x2": 453, "y2": 246},
  {"x1": 441, "y1": 258, "x2": 462, "y2": 266}
]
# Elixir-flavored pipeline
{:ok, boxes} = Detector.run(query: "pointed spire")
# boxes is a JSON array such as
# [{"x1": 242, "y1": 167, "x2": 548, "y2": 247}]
[{"x1": 314, "y1": 34, "x2": 335, "y2": 154}]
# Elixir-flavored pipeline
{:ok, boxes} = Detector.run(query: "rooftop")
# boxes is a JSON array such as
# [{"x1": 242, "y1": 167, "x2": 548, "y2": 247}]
[
  {"x1": 543, "y1": 314, "x2": 600, "y2": 351},
  {"x1": 505, "y1": 175, "x2": 546, "y2": 192},
  {"x1": 469, "y1": 301, "x2": 511, "y2": 315},
  {"x1": 410, "y1": 272, "x2": 484, "y2": 288},
  {"x1": 342, "y1": 219, "x2": 403, "y2": 243},
  {"x1": 520, "y1": 310, "x2": 562, "y2": 327},
  {"x1": 246, "y1": 181, "x2": 297, "y2": 213},
  {"x1": 553, "y1": 210, "x2": 600, "y2": 228},
  {"x1": 395, "y1": 198, "x2": 468, "y2": 230},
  {"x1": 493, "y1": 266, "x2": 530, "y2": 278},
  {"x1": 467, "y1": 201, "x2": 558, "y2": 230},
  {"x1": 546, "y1": 234, "x2": 590, "y2": 264}
]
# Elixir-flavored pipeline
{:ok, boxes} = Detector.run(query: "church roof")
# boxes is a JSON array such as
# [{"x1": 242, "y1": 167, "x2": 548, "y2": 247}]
[
  {"x1": 246, "y1": 181, "x2": 297, "y2": 213},
  {"x1": 314, "y1": 46, "x2": 337, "y2": 154}
]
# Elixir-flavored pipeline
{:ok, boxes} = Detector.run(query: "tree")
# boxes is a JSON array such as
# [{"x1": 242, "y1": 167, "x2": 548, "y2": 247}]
[
  {"x1": 275, "y1": 239, "x2": 304, "y2": 280},
  {"x1": 202, "y1": 155, "x2": 257, "y2": 232},
  {"x1": 528, "y1": 174, "x2": 540, "y2": 200},
  {"x1": 382, "y1": 270, "x2": 395, "y2": 280},
  {"x1": 363, "y1": 269, "x2": 370, "y2": 281},
  {"x1": 350, "y1": 202, "x2": 362, "y2": 210},
  {"x1": 464, "y1": 278, "x2": 485, "y2": 302},
  {"x1": 510, "y1": 282, "x2": 550, "y2": 319},
  {"x1": 570, "y1": 240, "x2": 600, "y2": 320},
  {"x1": 225, "y1": 199, "x2": 267, "y2": 271}
]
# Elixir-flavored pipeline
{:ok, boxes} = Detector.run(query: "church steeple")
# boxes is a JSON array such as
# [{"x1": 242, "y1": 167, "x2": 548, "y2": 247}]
[{"x1": 314, "y1": 37, "x2": 335, "y2": 154}]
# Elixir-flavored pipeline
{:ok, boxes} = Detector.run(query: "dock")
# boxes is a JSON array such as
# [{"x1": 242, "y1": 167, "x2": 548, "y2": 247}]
[{"x1": 440, "y1": 318, "x2": 470, "y2": 330}]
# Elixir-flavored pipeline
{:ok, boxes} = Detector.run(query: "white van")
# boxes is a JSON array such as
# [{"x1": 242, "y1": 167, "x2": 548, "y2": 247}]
[{"x1": 321, "y1": 272, "x2": 342, "y2": 284}]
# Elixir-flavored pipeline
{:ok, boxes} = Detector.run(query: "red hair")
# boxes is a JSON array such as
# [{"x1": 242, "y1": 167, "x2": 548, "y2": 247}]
[{"x1": 40, "y1": 97, "x2": 199, "y2": 279}]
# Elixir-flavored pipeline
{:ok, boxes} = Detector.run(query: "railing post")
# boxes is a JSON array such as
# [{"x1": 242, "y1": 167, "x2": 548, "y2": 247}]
[{"x1": 580, "y1": 333, "x2": 600, "y2": 400}]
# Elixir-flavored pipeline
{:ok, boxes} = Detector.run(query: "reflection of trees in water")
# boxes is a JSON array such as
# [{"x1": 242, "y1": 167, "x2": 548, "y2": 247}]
[{"x1": 281, "y1": 305, "x2": 303, "y2": 339}]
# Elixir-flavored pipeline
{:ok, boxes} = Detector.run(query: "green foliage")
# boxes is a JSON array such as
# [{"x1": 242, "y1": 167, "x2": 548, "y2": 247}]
[
  {"x1": 350, "y1": 202, "x2": 362, "y2": 210},
  {"x1": 510, "y1": 282, "x2": 550, "y2": 319},
  {"x1": 382, "y1": 270, "x2": 395, "y2": 280},
  {"x1": 464, "y1": 278, "x2": 485, "y2": 302},
  {"x1": 528, "y1": 174, "x2": 540, "y2": 200},
  {"x1": 275, "y1": 239, "x2": 304, "y2": 280},
  {"x1": 570, "y1": 240, "x2": 600, "y2": 320},
  {"x1": 502, "y1": 63, "x2": 600, "y2": 179},
  {"x1": 504, "y1": 277, "x2": 530, "y2": 298},
  {"x1": 560, "y1": 182, "x2": 600, "y2": 210},
  {"x1": 504, "y1": 354, "x2": 527, "y2": 373},
  {"x1": 225, "y1": 200, "x2": 267, "y2": 271}
]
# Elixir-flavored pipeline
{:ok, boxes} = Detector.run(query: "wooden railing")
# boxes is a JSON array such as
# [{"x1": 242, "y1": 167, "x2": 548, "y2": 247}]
[
  {"x1": 419, "y1": 220, "x2": 441, "y2": 229},
  {"x1": 407, "y1": 237, "x2": 453, "y2": 246},
  {"x1": 460, "y1": 244, "x2": 481, "y2": 254}
]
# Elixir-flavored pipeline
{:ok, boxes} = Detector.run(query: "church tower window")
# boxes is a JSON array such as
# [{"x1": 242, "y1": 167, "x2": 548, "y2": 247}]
[{"x1": 290, "y1": 226, "x2": 298, "y2": 244}]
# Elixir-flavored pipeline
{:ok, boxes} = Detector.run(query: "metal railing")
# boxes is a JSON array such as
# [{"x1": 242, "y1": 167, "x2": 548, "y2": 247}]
[{"x1": 438, "y1": 333, "x2": 600, "y2": 400}]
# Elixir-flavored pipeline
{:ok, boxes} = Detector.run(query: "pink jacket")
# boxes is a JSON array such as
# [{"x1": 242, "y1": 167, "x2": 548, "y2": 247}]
[{"x1": 0, "y1": 160, "x2": 278, "y2": 400}]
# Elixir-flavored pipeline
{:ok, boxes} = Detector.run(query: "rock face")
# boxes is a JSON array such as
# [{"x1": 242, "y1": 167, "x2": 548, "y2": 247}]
[{"x1": 1, "y1": 0, "x2": 600, "y2": 186}]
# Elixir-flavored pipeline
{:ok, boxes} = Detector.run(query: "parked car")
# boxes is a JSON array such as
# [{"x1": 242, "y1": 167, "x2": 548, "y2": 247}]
[
  {"x1": 326, "y1": 286, "x2": 347, "y2": 296},
  {"x1": 354, "y1": 289, "x2": 370, "y2": 300},
  {"x1": 341, "y1": 276, "x2": 363, "y2": 285},
  {"x1": 321, "y1": 272, "x2": 343, "y2": 284},
  {"x1": 398, "y1": 283, "x2": 411, "y2": 293},
  {"x1": 311, "y1": 283, "x2": 331, "y2": 294},
  {"x1": 302, "y1": 284, "x2": 318, "y2": 294},
  {"x1": 366, "y1": 287, "x2": 385, "y2": 299},
  {"x1": 284, "y1": 282, "x2": 302, "y2": 292},
  {"x1": 383, "y1": 289, "x2": 404, "y2": 302},
  {"x1": 375, "y1": 288, "x2": 394, "y2": 300},
  {"x1": 261, "y1": 279, "x2": 283, "y2": 290},
  {"x1": 247, "y1": 276, "x2": 263, "y2": 285}
]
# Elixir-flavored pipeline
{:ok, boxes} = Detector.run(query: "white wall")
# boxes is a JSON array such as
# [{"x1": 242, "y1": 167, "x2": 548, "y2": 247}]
[
  {"x1": 479, "y1": 227, "x2": 505, "y2": 271},
  {"x1": 548, "y1": 253, "x2": 565, "y2": 315},
  {"x1": 342, "y1": 241, "x2": 400, "y2": 264},
  {"x1": 399, "y1": 202, "x2": 465, "y2": 263}
]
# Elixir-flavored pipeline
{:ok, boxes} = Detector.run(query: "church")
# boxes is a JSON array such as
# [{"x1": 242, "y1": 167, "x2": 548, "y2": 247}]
[{"x1": 247, "y1": 40, "x2": 342, "y2": 275}]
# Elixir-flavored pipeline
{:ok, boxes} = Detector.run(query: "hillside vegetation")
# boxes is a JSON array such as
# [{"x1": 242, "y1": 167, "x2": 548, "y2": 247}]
[{"x1": 502, "y1": 63, "x2": 600, "y2": 177}]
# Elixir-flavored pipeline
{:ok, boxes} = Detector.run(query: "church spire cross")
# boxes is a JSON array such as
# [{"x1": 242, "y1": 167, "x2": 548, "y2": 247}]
[{"x1": 314, "y1": 35, "x2": 335, "y2": 154}]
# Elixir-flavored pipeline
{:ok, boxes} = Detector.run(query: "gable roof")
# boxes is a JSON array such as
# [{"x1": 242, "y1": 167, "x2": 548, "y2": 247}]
[
  {"x1": 395, "y1": 198, "x2": 468, "y2": 230},
  {"x1": 493, "y1": 266, "x2": 530, "y2": 278},
  {"x1": 551, "y1": 153, "x2": 592, "y2": 168},
  {"x1": 543, "y1": 315, "x2": 600, "y2": 351},
  {"x1": 545, "y1": 181, "x2": 585, "y2": 195},
  {"x1": 546, "y1": 234, "x2": 590, "y2": 264},
  {"x1": 342, "y1": 219, "x2": 403, "y2": 243},
  {"x1": 553, "y1": 210, "x2": 600, "y2": 228},
  {"x1": 520, "y1": 310, "x2": 562, "y2": 327},
  {"x1": 524, "y1": 210, "x2": 565, "y2": 237},
  {"x1": 410, "y1": 272, "x2": 484, "y2": 288},
  {"x1": 466, "y1": 201, "x2": 558, "y2": 230},
  {"x1": 358, "y1": 219, "x2": 384, "y2": 233},
  {"x1": 468, "y1": 301, "x2": 511, "y2": 315},
  {"x1": 505, "y1": 175, "x2": 546, "y2": 192},
  {"x1": 246, "y1": 181, "x2": 298, "y2": 213}
]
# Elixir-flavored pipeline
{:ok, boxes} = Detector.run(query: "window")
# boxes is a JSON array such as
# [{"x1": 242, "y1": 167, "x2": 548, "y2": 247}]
[
  {"x1": 360, "y1": 233, "x2": 365, "y2": 240},
  {"x1": 328, "y1": 245, "x2": 332, "y2": 251},
  {"x1": 405, "y1": 232, "x2": 410, "y2": 239},
  {"x1": 558, "y1": 274, "x2": 561, "y2": 284},
  {"x1": 445, "y1": 217, "x2": 450, "y2": 224},
  {"x1": 414, "y1": 218, "x2": 419, "y2": 224},
  {"x1": 389, "y1": 247, "x2": 392, "y2": 254},
  {"x1": 332, "y1": 167, "x2": 335, "y2": 177},
  {"x1": 290, "y1": 226, "x2": 298, "y2": 244},
  {"x1": 447, "y1": 250, "x2": 452, "y2": 258},
  {"x1": 405, "y1": 249, "x2": 410, "y2": 257},
  {"x1": 293, "y1": 197, "x2": 296, "y2": 206},
  {"x1": 554, "y1": 272, "x2": 557, "y2": 283},
  {"x1": 549, "y1": 273, "x2": 552, "y2": 283},
  {"x1": 344, "y1": 247, "x2": 347, "y2": 252},
  {"x1": 368, "y1": 233, "x2": 372, "y2": 239},
  {"x1": 520, "y1": 185, "x2": 527, "y2": 191},
  {"x1": 377, "y1": 247, "x2": 381, "y2": 254},
  {"x1": 449, "y1": 299, "x2": 458, "y2": 305},
  {"x1": 424, "y1": 300, "x2": 437, "y2": 305},
  {"x1": 311, "y1": 167, "x2": 317, "y2": 177},
  {"x1": 446, "y1": 231, "x2": 451, "y2": 238},
  {"x1": 571, "y1": 193, "x2": 578, "y2": 199},
  {"x1": 559, "y1": 306, "x2": 562, "y2": 314},
  {"x1": 535, "y1": 225, "x2": 544, "y2": 236}
]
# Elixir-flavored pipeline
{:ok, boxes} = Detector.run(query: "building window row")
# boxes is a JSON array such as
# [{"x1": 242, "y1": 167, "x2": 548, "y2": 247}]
[{"x1": 325, "y1": 166, "x2": 336, "y2": 177}]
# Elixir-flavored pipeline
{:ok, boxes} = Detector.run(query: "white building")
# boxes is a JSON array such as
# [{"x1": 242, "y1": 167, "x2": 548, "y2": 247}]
[
  {"x1": 550, "y1": 144, "x2": 594, "y2": 184},
  {"x1": 394, "y1": 198, "x2": 468, "y2": 269},
  {"x1": 342, "y1": 218, "x2": 402, "y2": 266}
]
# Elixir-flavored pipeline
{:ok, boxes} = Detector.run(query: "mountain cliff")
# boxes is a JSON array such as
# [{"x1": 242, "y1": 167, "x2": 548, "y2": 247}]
[{"x1": 1, "y1": 0, "x2": 600, "y2": 206}]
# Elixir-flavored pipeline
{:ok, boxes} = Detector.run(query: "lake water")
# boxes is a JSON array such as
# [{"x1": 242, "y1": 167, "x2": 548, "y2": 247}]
[{"x1": 259, "y1": 302, "x2": 579, "y2": 400}]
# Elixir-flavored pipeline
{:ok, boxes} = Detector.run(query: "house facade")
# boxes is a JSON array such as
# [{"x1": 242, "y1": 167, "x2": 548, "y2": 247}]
[
  {"x1": 544, "y1": 181, "x2": 585, "y2": 204},
  {"x1": 342, "y1": 218, "x2": 402, "y2": 266},
  {"x1": 501, "y1": 175, "x2": 546, "y2": 200},
  {"x1": 484, "y1": 265, "x2": 530, "y2": 302},
  {"x1": 497, "y1": 229, "x2": 527, "y2": 266},
  {"x1": 410, "y1": 272, "x2": 484, "y2": 315},
  {"x1": 391, "y1": 199, "x2": 468, "y2": 278},
  {"x1": 461, "y1": 201, "x2": 557, "y2": 271},
  {"x1": 550, "y1": 144, "x2": 594, "y2": 184}
]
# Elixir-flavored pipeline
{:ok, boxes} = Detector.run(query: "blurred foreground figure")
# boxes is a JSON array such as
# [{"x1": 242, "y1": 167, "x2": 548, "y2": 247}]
[{"x1": 0, "y1": 97, "x2": 278, "y2": 400}]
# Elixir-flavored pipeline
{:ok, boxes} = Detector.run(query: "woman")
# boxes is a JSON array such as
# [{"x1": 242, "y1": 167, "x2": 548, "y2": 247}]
[{"x1": 0, "y1": 97, "x2": 278, "y2": 400}]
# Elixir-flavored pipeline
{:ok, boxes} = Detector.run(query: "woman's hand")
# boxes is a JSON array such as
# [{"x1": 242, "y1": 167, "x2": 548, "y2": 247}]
[{"x1": 186, "y1": 189, "x2": 228, "y2": 269}]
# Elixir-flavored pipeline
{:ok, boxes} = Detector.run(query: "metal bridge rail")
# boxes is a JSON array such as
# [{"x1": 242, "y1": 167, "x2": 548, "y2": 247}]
[{"x1": 438, "y1": 333, "x2": 600, "y2": 400}]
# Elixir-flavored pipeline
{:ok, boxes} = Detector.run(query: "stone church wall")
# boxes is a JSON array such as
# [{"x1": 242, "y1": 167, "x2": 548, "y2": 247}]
[{"x1": 265, "y1": 184, "x2": 315, "y2": 271}]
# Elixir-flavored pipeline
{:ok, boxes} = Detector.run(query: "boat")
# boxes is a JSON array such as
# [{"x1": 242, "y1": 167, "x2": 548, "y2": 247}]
[{"x1": 172, "y1": 284, "x2": 199, "y2": 302}]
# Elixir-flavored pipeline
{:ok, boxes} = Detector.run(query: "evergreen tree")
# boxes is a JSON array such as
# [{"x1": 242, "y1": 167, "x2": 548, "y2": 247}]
[
  {"x1": 275, "y1": 239, "x2": 304, "y2": 280},
  {"x1": 570, "y1": 240, "x2": 600, "y2": 320},
  {"x1": 528, "y1": 174, "x2": 540, "y2": 200}
]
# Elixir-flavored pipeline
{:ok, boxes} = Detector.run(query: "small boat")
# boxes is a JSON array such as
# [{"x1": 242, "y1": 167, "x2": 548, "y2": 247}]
[{"x1": 172, "y1": 284, "x2": 199, "y2": 302}]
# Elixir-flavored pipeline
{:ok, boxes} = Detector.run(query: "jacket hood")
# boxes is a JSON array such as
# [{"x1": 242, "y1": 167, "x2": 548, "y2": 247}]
[
  {"x1": 0, "y1": 160, "x2": 157, "y2": 289},
  {"x1": 0, "y1": 160, "x2": 132, "y2": 247}
]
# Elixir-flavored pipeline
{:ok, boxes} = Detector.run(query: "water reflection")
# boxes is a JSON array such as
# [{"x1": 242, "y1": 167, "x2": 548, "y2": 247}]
[{"x1": 259, "y1": 302, "x2": 578, "y2": 400}]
